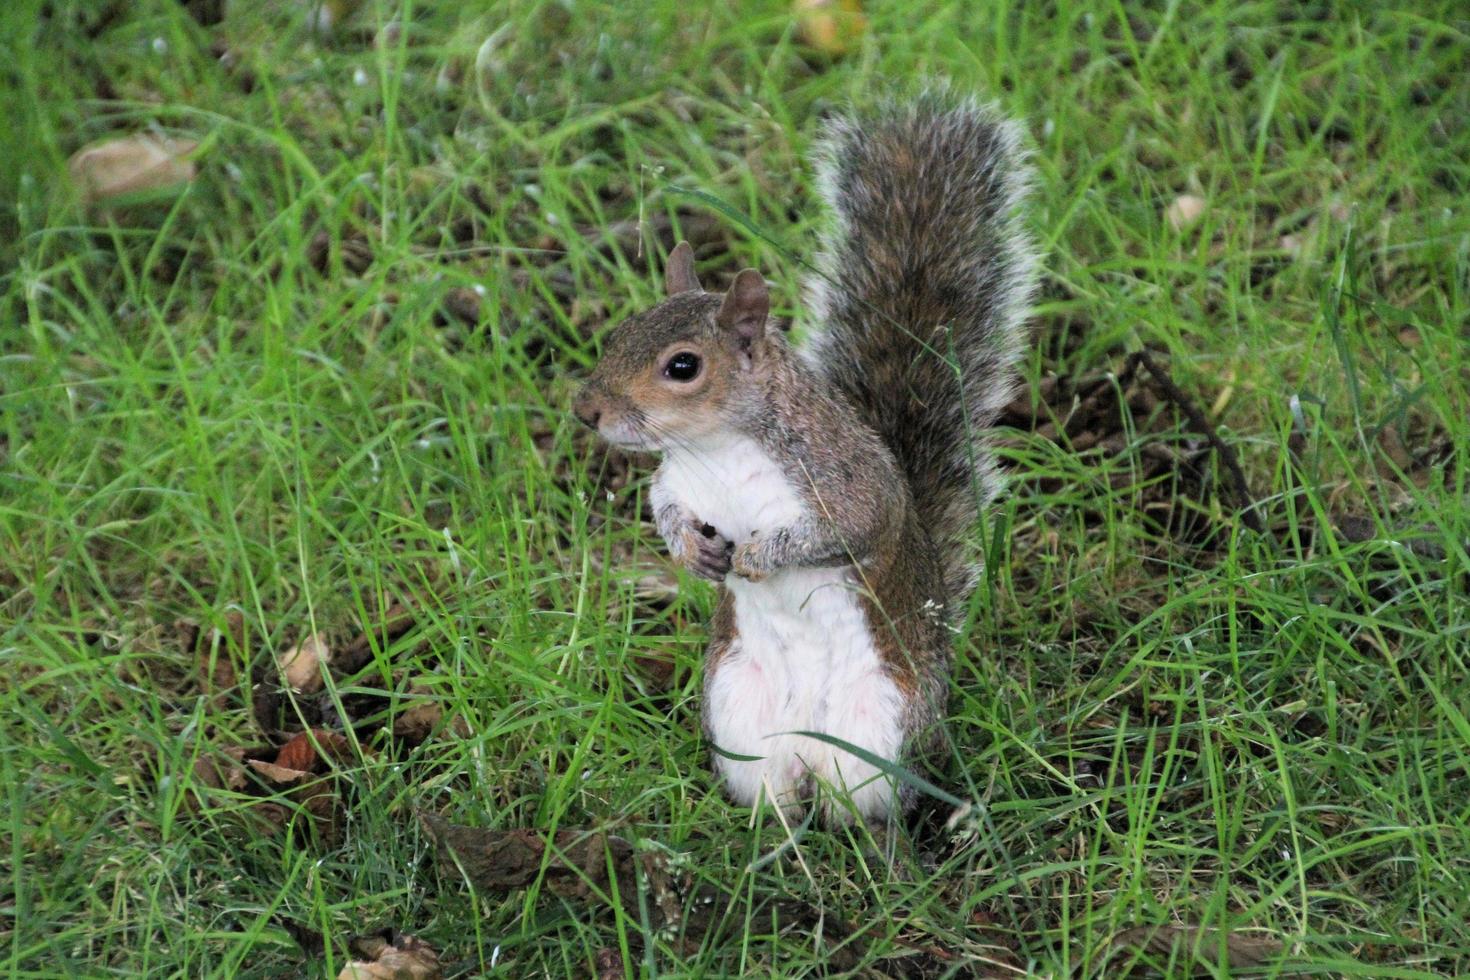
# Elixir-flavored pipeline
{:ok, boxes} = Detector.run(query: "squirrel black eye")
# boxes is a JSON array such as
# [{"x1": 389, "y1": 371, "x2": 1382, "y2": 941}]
[{"x1": 663, "y1": 351, "x2": 701, "y2": 382}]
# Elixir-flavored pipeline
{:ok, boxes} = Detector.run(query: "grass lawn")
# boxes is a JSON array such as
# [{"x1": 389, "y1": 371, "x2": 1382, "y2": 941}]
[{"x1": 3, "y1": 0, "x2": 1468, "y2": 975}]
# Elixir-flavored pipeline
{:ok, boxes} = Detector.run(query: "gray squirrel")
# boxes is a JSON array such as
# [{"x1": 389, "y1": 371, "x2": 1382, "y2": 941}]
[{"x1": 574, "y1": 92, "x2": 1038, "y2": 824}]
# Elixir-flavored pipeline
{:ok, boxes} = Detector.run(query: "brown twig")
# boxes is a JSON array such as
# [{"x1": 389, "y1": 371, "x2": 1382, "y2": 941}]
[{"x1": 1126, "y1": 349, "x2": 1266, "y2": 535}]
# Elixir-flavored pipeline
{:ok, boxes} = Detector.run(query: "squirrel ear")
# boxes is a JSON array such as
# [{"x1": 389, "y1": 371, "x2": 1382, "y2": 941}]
[
  {"x1": 664, "y1": 241, "x2": 702, "y2": 296},
  {"x1": 716, "y1": 269, "x2": 769, "y2": 351}
]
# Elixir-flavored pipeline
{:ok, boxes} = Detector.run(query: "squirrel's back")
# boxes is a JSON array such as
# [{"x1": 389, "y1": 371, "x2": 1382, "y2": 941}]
[{"x1": 802, "y1": 91, "x2": 1038, "y2": 604}]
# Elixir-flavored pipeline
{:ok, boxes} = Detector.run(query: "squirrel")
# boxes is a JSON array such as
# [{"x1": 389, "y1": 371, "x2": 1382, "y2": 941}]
[{"x1": 574, "y1": 92, "x2": 1037, "y2": 825}]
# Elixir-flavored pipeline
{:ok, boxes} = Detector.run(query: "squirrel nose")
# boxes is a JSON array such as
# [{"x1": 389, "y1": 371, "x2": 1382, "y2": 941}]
[{"x1": 573, "y1": 395, "x2": 602, "y2": 431}]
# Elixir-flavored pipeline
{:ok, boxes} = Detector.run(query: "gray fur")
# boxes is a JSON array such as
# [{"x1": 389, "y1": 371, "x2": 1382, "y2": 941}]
[{"x1": 801, "y1": 90, "x2": 1039, "y2": 605}]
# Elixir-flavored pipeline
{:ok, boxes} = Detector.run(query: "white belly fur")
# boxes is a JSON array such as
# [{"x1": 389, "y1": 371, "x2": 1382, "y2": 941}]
[{"x1": 657, "y1": 437, "x2": 906, "y2": 821}]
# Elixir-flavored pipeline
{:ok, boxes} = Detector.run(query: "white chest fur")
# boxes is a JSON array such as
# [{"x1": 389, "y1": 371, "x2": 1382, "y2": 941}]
[
  {"x1": 655, "y1": 438, "x2": 906, "y2": 822},
  {"x1": 656, "y1": 435, "x2": 805, "y2": 546}
]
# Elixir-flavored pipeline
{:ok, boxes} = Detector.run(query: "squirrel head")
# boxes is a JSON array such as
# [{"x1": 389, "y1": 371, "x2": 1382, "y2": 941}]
[{"x1": 574, "y1": 241, "x2": 773, "y2": 451}]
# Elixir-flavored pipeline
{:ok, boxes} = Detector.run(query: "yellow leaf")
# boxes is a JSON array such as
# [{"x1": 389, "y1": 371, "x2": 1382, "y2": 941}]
[
  {"x1": 794, "y1": 0, "x2": 866, "y2": 57},
  {"x1": 67, "y1": 135, "x2": 197, "y2": 205}
]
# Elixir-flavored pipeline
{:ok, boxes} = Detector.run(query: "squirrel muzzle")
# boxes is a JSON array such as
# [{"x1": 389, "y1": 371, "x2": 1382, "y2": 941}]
[{"x1": 572, "y1": 386, "x2": 603, "y2": 431}]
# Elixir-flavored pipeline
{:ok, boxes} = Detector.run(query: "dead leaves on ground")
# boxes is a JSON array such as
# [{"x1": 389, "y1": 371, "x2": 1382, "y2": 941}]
[
  {"x1": 998, "y1": 350, "x2": 1256, "y2": 549},
  {"x1": 1103, "y1": 923, "x2": 1285, "y2": 975},
  {"x1": 188, "y1": 729, "x2": 352, "y2": 842},
  {"x1": 179, "y1": 600, "x2": 454, "y2": 842},
  {"x1": 338, "y1": 931, "x2": 442, "y2": 980},
  {"x1": 418, "y1": 814, "x2": 980, "y2": 976},
  {"x1": 998, "y1": 342, "x2": 1455, "y2": 556},
  {"x1": 280, "y1": 924, "x2": 443, "y2": 980}
]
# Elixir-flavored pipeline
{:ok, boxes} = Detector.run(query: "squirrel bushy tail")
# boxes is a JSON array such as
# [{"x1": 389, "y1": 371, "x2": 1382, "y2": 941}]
[{"x1": 802, "y1": 91, "x2": 1038, "y2": 604}]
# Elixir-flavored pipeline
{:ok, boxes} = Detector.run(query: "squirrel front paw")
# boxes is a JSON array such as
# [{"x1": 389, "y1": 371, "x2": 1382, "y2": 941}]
[
  {"x1": 673, "y1": 521, "x2": 734, "y2": 581},
  {"x1": 730, "y1": 541, "x2": 772, "y2": 582}
]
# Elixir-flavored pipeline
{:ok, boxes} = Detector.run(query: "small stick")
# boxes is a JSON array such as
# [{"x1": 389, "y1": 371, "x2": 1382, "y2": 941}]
[{"x1": 1127, "y1": 349, "x2": 1266, "y2": 535}]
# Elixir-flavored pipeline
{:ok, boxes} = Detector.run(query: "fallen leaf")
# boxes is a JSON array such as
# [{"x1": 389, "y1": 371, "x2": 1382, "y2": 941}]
[
  {"x1": 306, "y1": 230, "x2": 374, "y2": 275},
  {"x1": 1376, "y1": 424, "x2": 1412, "y2": 471},
  {"x1": 338, "y1": 932, "x2": 440, "y2": 980},
  {"x1": 1106, "y1": 924, "x2": 1283, "y2": 970},
  {"x1": 252, "y1": 681, "x2": 287, "y2": 739},
  {"x1": 301, "y1": 781, "x2": 345, "y2": 846},
  {"x1": 594, "y1": 947, "x2": 622, "y2": 980},
  {"x1": 275, "y1": 728, "x2": 351, "y2": 773},
  {"x1": 374, "y1": 19, "x2": 403, "y2": 49},
  {"x1": 68, "y1": 134, "x2": 198, "y2": 205},
  {"x1": 793, "y1": 0, "x2": 867, "y2": 56},
  {"x1": 420, "y1": 814, "x2": 634, "y2": 896},
  {"x1": 246, "y1": 758, "x2": 312, "y2": 786},
  {"x1": 191, "y1": 746, "x2": 248, "y2": 794},
  {"x1": 630, "y1": 650, "x2": 678, "y2": 692},
  {"x1": 183, "y1": 0, "x2": 226, "y2": 26},
  {"x1": 336, "y1": 603, "x2": 418, "y2": 676},
  {"x1": 418, "y1": 814, "x2": 957, "y2": 968},
  {"x1": 392, "y1": 686, "x2": 443, "y2": 745},
  {"x1": 184, "y1": 731, "x2": 352, "y2": 842},
  {"x1": 249, "y1": 801, "x2": 292, "y2": 834},
  {"x1": 1165, "y1": 194, "x2": 1207, "y2": 231},
  {"x1": 441, "y1": 287, "x2": 483, "y2": 326},
  {"x1": 279, "y1": 633, "x2": 330, "y2": 693}
]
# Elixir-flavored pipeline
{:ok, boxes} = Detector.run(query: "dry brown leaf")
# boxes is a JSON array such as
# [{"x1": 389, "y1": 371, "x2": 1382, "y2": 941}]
[
  {"x1": 279, "y1": 633, "x2": 330, "y2": 693},
  {"x1": 68, "y1": 134, "x2": 198, "y2": 205},
  {"x1": 794, "y1": 0, "x2": 867, "y2": 56},
  {"x1": 274, "y1": 734, "x2": 316, "y2": 773},
  {"x1": 1376, "y1": 424, "x2": 1412, "y2": 471},
  {"x1": 631, "y1": 650, "x2": 678, "y2": 692},
  {"x1": 191, "y1": 746, "x2": 248, "y2": 794},
  {"x1": 246, "y1": 758, "x2": 312, "y2": 786},
  {"x1": 420, "y1": 815, "x2": 634, "y2": 896},
  {"x1": 441, "y1": 287, "x2": 483, "y2": 326},
  {"x1": 277, "y1": 728, "x2": 354, "y2": 773},
  {"x1": 1107, "y1": 924, "x2": 1283, "y2": 970},
  {"x1": 250, "y1": 801, "x2": 292, "y2": 834},
  {"x1": 374, "y1": 19, "x2": 403, "y2": 49},
  {"x1": 418, "y1": 815, "x2": 950, "y2": 968},
  {"x1": 338, "y1": 933, "x2": 441, "y2": 980},
  {"x1": 190, "y1": 612, "x2": 250, "y2": 710},
  {"x1": 184, "y1": 733, "x2": 353, "y2": 842},
  {"x1": 336, "y1": 602, "x2": 418, "y2": 675},
  {"x1": 392, "y1": 687, "x2": 443, "y2": 745}
]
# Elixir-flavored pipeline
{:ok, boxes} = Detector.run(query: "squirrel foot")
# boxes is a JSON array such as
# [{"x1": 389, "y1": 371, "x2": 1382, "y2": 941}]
[
  {"x1": 656, "y1": 499, "x2": 733, "y2": 581},
  {"x1": 730, "y1": 541, "x2": 771, "y2": 582},
  {"x1": 678, "y1": 521, "x2": 734, "y2": 581}
]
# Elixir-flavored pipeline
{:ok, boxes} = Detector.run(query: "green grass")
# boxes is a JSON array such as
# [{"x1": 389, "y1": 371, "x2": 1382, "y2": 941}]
[{"x1": 3, "y1": 0, "x2": 1468, "y2": 976}]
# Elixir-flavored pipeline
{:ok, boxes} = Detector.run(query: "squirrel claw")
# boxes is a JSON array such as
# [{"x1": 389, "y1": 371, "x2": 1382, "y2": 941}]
[{"x1": 680, "y1": 523, "x2": 733, "y2": 581}]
